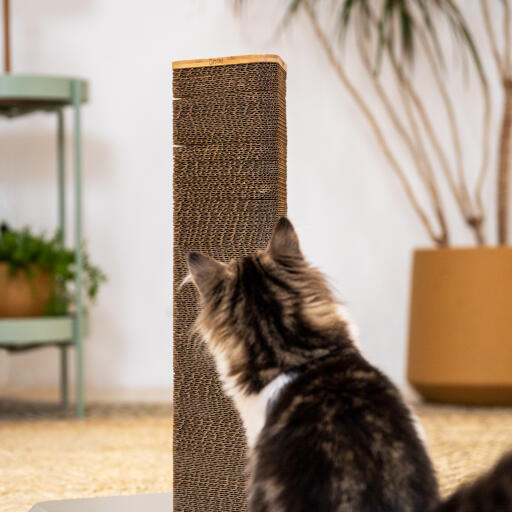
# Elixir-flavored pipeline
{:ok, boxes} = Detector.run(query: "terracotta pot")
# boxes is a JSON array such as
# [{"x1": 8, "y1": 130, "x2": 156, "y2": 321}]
[
  {"x1": 407, "y1": 247, "x2": 512, "y2": 405},
  {"x1": 0, "y1": 263, "x2": 52, "y2": 318}
]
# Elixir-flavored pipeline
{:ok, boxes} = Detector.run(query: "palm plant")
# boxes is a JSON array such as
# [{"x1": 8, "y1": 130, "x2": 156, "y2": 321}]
[
  {"x1": 238, "y1": 0, "x2": 512, "y2": 246},
  {"x1": 480, "y1": 0, "x2": 512, "y2": 243}
]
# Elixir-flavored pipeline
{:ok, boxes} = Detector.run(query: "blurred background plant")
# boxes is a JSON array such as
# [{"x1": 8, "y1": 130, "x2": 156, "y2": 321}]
[
  {"x1": 238, "y1": 0, "x2": 512, "y2": 246},
  {"x1": 0, "y1": 222, "x2": 106, "y2": 315}
]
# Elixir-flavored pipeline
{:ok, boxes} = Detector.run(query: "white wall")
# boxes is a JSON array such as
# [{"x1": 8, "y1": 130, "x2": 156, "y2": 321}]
[{"x1": 0, "y1": 1, "x2": 502, "y2": 391}]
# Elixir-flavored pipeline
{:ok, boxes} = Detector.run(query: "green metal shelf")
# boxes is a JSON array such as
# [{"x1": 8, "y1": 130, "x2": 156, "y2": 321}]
[
  {"x1": 0, "y1": 316, "x2": 74, "y2": 344},
  {"x1": 1, "y1": 73, "x2": 88, "y2": 417},
  {"x1": 0, "y1": 315, "x2": 87, "y2": 346},
  {"x1": 0, "y1": 74, "x2": 88, "y2": 117}
]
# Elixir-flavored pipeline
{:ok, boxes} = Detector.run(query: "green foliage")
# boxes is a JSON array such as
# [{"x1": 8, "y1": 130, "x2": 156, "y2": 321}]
[
  {"x1": 279, "y1": 0, "x2": 484, "y2": 79},
  {"x1": 0, "y1": 222, "x2": 107, "y2": 316}
]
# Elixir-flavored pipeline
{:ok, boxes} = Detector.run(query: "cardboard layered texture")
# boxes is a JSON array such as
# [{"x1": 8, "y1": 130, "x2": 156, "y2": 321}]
[{"x1": 173, "y1": 55, "x2": 287, "y2": 511}]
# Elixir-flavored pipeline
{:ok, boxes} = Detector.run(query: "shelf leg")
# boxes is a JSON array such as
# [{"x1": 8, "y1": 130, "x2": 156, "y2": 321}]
[
  {"x1": 59, "y1": 345, "x2": 69, "y2": 407},
  {"x1": 72, "y1": 80, "x2": 84, "y2": 420},
  {"x1": 57, "y1": 107, "x2": 70, "y2": 411},
  {"x1": 57, "y1": 108, "x2": 66, "y2": 242}
]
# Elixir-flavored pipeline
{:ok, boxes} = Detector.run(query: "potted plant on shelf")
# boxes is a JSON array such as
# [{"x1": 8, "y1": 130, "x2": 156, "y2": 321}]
[
  {"x1": 241, "y1": 0, "x2": 512, "y2": 404},
  {"x1": 0, "y1": 222, "x2": 106, "y2": 318}
]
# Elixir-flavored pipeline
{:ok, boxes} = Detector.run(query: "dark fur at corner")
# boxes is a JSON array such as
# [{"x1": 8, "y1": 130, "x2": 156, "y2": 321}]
[{"x1": 433, "y1": 451, "x2": 512, "y2": 512}]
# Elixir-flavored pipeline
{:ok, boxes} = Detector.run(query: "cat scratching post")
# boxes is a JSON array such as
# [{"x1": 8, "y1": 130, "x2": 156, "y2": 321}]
[{"x1": 172, "y1": 55, "x2": 287, "y2": 511}]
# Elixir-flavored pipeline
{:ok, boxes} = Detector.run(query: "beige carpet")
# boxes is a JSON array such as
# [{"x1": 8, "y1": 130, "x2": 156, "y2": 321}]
[
  {"x1": 417, "y1": 403, "x2": 512, "y2": 497},
  {"x1": 1, "y1": 401, "x2": 511, "y2": 512},
  {"x1": 0, "y1": 402, "x2": 171, "y2": 512}
]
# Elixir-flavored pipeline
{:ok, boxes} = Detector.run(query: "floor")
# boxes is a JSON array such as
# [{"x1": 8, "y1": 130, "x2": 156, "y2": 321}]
[
  {"x1": 415, "y1": 403, "x2": 512, "y2": 496},
  {"x1": 1, "y1": 391, "x2": 512, "y2": 512},
  {"x1": 0, "y1": 390, "x2": 170, "y2": 512},
  {"x1": 1, "y1": 388, "x2": 170, "y2": 404}
]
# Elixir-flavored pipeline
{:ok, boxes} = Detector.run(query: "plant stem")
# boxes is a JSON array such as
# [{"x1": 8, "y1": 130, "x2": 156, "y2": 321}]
[
  {"x1": 370, "y1": 2, "x2": 484, "y2": 244},
  {"x1": 417, "y1": 24, "x2": 481, "y2": 241},
  {"x1": 480, "y1": 0, "x2": 503, "y2": 75},
  {"x1": 475, "y1": 72, "x2": 492, "y2": 232},
  {"x1": 397, "y1": 69, "x2": 450, "y2": 245},
  {"x1": 497, "y1": 78, "x2": 512, "y2": 244},
  {"x1": 356, "y1": 30, "x2": 449, "y2": 244},
  {"x1": 3, "y1": 0, "x2": 11, "y2": 73},
  {"x1": 480, "y1": 0, "x2": 510, "y2": 244},
  {"x1": 302, "y1": 1, "x2": 446, "y2": 246},
  {"x1": 504, "y1": 0, "x2": 511, "y2": 76}
]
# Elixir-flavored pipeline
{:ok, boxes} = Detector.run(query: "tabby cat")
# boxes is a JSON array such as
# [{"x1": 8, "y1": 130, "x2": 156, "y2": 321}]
[{"x1": 187, "y1": 217, "x2": 512, "y2": 512}]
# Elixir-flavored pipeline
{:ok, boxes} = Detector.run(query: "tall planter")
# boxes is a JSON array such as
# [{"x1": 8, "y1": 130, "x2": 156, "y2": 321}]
[
  {"x1": 407, "y1": 248, "x2": 512, "y2": 405},
  {"x1": 0, "y1": 263, "x2": 51, "y2": 318}
]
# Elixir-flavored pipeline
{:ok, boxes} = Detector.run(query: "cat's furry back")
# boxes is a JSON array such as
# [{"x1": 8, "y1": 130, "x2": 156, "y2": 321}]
[{"x1": 187, "y1": 217, "x2": 512, "y2": 512}]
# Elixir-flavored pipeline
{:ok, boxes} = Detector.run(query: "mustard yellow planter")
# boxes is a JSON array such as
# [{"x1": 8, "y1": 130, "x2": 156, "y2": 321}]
[{"x1": 407, "y1": 247, "x2": 512, "y2": 405}]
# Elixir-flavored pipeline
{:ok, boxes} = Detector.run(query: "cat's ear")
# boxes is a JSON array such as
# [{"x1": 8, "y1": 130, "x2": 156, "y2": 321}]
[
  {"x1": 187, "y1": 252, "x2": 226, "y2": 295},
  {"x1": 268, "y1": 217, "x2": 303, "y2": 260}
]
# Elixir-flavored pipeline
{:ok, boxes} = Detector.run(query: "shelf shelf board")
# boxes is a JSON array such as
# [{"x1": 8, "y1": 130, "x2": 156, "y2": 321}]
[
  {"x1": 0, "y1": 74, "x2": 88, "y2": 117},
  {"x1": 0, "y1": 315, "x2": 86, "y2": 346}
]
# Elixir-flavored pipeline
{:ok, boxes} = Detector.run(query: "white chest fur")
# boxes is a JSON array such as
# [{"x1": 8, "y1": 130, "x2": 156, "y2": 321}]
[
  {"x1": 232, "y1": 373, "x2": 295, "y2": 447},
  {"x1": 212, "y1": 349, "x2": 295, "y2": 447}
]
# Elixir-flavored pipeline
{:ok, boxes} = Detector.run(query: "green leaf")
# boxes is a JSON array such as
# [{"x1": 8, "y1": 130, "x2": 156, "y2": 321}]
[{"x1": 0, "y1": 220, "x2": 106, "y2": 315}]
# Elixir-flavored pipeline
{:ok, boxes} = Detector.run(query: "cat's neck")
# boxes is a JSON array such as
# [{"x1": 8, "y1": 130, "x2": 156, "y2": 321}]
[{"x1": 232, "y1": 371, "x2": 299, "y2": 448}]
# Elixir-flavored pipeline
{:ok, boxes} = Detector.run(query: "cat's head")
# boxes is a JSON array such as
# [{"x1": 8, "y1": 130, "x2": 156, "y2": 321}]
[{"x1": 187, "y1": 217, "x2": 355, "y2": 395}]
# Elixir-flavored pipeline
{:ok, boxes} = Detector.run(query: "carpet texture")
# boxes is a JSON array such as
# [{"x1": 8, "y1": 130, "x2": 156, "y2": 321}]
[
  {"x1": 0, "y1": 401, "x2": 511, "y2": 512},
  {"x1": 0, "y1": 402, "x2": 171, "y2": 512},
  {"x1": 416, "y1": 403, "x2": 512, "y2": 497}
]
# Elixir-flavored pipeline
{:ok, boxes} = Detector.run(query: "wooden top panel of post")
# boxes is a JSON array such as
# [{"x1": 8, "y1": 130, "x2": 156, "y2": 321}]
[{"x1": 172, "y1": 54, "x2": 287, "y2": 71}]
